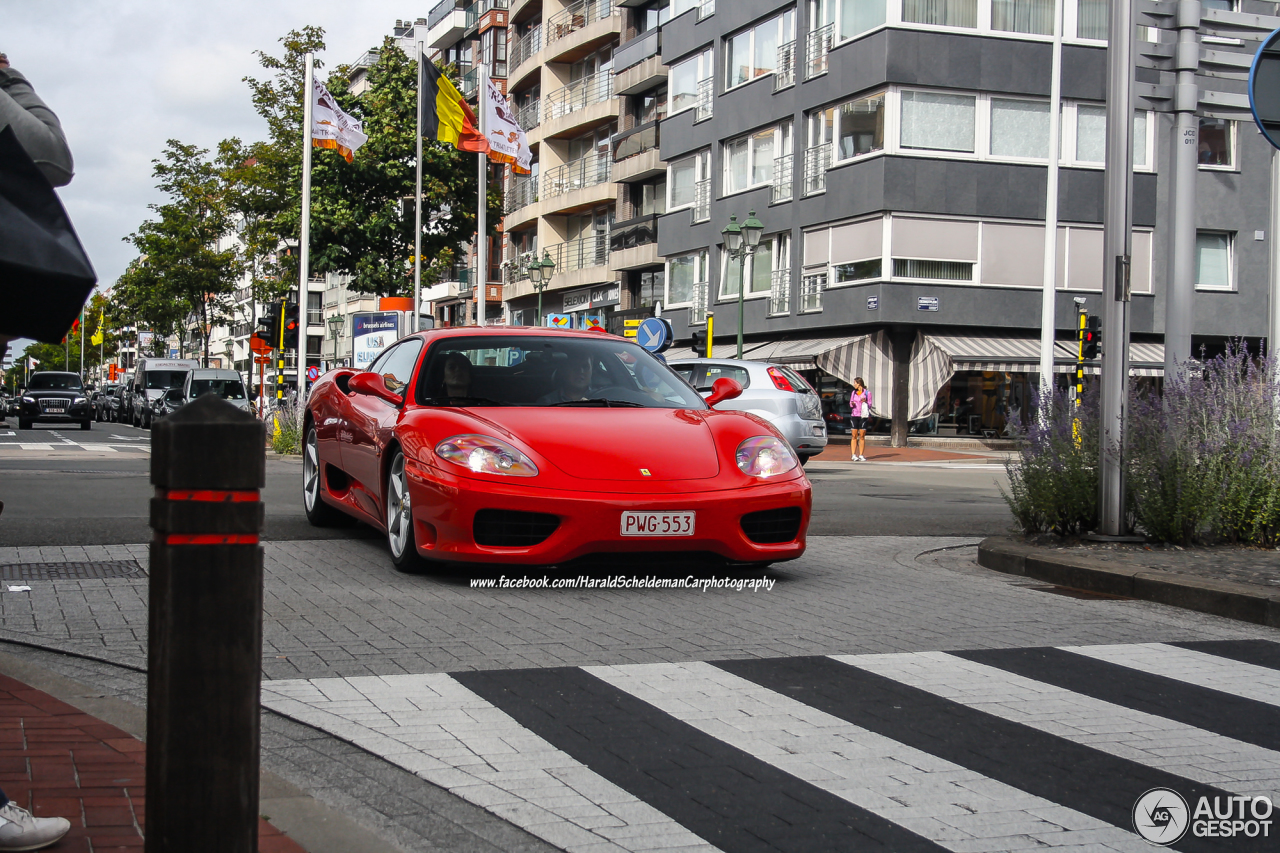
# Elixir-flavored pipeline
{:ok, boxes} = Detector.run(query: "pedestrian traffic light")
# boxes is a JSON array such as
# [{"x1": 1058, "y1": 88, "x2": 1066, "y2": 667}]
[
  {"x1": 281, "y1": 301, "x2": 300, "y2": 351},
  {"x1": 1082, "y1": 315, "x2": 1102, "y2": 359},
  {"x1": 256, "y1": 312, "x2": 281, "y2": 351},
  {"x1": 691, "y1": 329, "x2": 705, "y2": 354}
]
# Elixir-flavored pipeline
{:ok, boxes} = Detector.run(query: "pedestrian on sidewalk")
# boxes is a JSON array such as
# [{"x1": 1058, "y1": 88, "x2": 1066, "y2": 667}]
[
  {"x1": 0, "y1": 787, "x2": 70, "y2": 850},
  {"x1": 850, "y1": 377, "x2": 871, "y2": 462}
]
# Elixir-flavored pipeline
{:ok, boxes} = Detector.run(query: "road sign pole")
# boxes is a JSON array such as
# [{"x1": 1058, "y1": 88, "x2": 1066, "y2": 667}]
[
  {"x1": 1098, "y1": 0, "x2": 1136, "y2": 536},
  {"x1": 1165, "y1": 2, "x2": 1201, "y2": 378}
]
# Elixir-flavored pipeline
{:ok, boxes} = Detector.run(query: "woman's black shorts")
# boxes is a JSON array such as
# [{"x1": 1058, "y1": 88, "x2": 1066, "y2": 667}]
[{"x1": 850, "y1": 416, "x2": 867, "y2": 431}]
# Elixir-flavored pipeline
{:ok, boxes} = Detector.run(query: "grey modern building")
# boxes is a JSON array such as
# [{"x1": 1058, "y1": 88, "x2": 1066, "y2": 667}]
[{"x1": 598, "y1": 0, "x2": 1273, "y2": 435}]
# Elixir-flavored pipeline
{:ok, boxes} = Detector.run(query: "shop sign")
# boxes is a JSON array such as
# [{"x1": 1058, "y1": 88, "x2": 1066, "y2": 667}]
[
  {"x1": 351, "y1": 312, "x2": 400, "y2": 366},
  {"x1": 563, "y1": 284, "x2": 621, "y2": 312},
  {"x1": 866, "y1": 296, "x2": 879, "y2": 311},
  {"x1": 917, "y1": 296, "x2": 939, "y2": 312},
  {"x1": 563, "y1": 289, "x2": 591, "y2": 311}
]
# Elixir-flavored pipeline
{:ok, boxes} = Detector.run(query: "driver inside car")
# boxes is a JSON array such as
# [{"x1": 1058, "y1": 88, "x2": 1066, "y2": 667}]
[{"x1": 536, "y1": 352, "x2": 592, "y2": 404}]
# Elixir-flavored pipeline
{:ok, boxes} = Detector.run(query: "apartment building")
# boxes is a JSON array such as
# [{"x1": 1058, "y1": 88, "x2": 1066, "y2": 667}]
[{"x1": 611, "y1": 0, "x2": 1274, "y2": 434}]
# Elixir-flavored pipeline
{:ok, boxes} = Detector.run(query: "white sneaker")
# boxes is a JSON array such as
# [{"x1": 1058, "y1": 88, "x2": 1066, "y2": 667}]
[
  {"x1": 858, "y1": 455, "x2": 867, "y2": 461},
  {"x1": 0, "y1": 802, "x2": 71, "y2": 851}
]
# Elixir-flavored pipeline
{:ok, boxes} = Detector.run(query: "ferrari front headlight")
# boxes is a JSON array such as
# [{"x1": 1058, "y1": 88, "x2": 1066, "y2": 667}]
[
  {"x1": 435, "y1": 435, "x2": 539, "y2": 477},
  {"x1": 735, "y1": 436, "x2": 799, "y2": 478}
]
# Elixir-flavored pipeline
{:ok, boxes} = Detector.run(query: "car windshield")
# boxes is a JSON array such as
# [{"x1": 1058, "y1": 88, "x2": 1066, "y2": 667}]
[
  {"x1": 145, "y1": 371, "x2": 189, "y2": 390},
  {"x1": 191, "y1": 379, "x2": 247, "y2": 400},
  {"x1": 29, "y1": 374, "x2": 82, "y2": 391},
  {"x1": 417, "y1": 336, "x2": 706, "y2": 409}
]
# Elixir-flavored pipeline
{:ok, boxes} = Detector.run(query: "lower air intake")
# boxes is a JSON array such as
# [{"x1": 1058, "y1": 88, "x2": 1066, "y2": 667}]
[
  {"x1": 473, "y1": 509, "x2": 560, "y2": 547},
  {"x1": 740, "y1": 507, "x2": 803, "y2": 544}
]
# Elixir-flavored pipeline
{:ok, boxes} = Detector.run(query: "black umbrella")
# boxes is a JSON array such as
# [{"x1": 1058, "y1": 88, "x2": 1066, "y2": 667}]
[{"x1": 0, "y1": 125, "x2": 96, "y2": 342}]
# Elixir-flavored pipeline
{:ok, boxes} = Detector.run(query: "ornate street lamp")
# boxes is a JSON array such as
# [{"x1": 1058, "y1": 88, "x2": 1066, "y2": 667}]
[
  {"x1": 722, "y1": 210, "x2": 765, "y2": 359},
  {"x1": 528, "y1": 251, "x2": 556, "y2": 327},
  {"x1": 327, "y1": 314, "x2": 344, "y2": 369}
]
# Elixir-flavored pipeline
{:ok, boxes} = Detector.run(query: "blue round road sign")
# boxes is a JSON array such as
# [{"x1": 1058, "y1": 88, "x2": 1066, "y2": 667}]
[
  {"x1": 636, "y1": 317, "x2": 673, "y2": 353},
  {"x1": 1249, "y1": 28, "x2": 1280, "y2": 149}
]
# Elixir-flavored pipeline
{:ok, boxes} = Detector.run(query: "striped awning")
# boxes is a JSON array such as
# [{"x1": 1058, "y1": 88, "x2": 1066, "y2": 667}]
[
  {"x1": 813, "y1": 332, "x2": 953, "y2": 420},
  {"x1": 742, "y1": 336, "x2": 865, "y2": 367},
  {"x1": 927, "y1": 334, "x2": 1165, "y2": 378}
]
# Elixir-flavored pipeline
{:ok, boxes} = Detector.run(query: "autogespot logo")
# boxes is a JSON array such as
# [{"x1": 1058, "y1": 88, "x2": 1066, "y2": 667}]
[{"x1": 1133, "y1": 788, "x2": 1189, "y2": 846}]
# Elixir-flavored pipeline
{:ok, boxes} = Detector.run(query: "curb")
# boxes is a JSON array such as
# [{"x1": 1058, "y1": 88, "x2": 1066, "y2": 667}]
[{"x1": 977, "y1": 536, "x2": 1280, "y2": 628}]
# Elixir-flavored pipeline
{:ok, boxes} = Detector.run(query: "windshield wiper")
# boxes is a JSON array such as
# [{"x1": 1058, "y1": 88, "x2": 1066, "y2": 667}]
[
  {"x1": 550, "y1": 398, "x2": 646, "y2": 408},
  {"x1": 431, "y1": 395, "x2": 507, "y2": 407}
]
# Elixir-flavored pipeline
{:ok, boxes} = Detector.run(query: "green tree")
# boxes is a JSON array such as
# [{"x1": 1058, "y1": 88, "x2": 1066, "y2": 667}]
[
  {"x1": 308, "y1": 39, "x2": 499, "y2": 296},
  {"x1": 126, "y1": 141, "x2": 242, "y2": 367}
]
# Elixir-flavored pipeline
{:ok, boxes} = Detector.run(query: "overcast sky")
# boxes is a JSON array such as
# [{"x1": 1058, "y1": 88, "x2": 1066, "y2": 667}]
[{"x1": 6, "y1": 0, "x2": 419, "y2": 346}]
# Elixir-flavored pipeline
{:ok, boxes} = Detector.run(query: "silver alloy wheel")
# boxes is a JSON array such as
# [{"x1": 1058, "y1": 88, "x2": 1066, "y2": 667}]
[
  {"x1": 386, "y1": 453, "x2": 411, "y2": 559},
  {"x1": 303, "y1": 429, "x2": 320, "y2": 512}
]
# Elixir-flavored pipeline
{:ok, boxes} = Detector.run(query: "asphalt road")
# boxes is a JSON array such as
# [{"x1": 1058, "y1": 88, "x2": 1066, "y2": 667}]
[{"x1": 0, "y1": 417, "x2": 1014, "y2": 546}]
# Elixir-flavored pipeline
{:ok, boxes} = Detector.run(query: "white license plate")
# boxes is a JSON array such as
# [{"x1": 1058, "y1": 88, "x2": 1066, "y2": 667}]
[
  {"x1": 620, "y1": 511, "x2": 696, "y2": 537},
  {"x1": 46, "y1": 406, "x2": 66, "y2": 413}
]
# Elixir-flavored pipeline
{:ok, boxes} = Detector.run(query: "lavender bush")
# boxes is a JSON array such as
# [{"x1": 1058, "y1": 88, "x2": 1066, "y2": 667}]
[
  {"x1": 1126, "y1": 343, "x2": 1280, "y2": 546},
  {"x1": 1000, "y1": 386, "x2": 1100, "y2": 536}
]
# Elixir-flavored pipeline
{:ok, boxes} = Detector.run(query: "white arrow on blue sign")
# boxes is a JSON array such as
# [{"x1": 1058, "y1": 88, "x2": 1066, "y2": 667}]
[{"x1": 637, "y1": 317, "x2": 673, "y2": 353}]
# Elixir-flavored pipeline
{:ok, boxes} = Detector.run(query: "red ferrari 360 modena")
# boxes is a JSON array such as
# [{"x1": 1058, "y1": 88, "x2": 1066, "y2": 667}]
[{"x1": 303, "y1": 327, "x2": 811, "y2": 571}]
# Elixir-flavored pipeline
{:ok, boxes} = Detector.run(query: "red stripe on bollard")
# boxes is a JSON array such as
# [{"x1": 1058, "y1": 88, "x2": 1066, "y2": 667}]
[
  {"x1": 164, "y1": 534, "x2": 260, "y2": 546},
  {"x1": 166, "y1": 490, "x2": 260, "y2": 503}
]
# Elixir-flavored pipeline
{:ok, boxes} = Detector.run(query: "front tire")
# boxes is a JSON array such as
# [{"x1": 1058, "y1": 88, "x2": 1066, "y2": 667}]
[
  {"x1": 302, "y1": 426, "x2": 346, "y2": 527},
  {"x1": 385, "y1": 450, "x2": 426, "y2": 573}
]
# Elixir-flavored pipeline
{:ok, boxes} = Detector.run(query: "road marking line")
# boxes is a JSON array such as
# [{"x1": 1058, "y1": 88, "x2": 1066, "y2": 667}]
[{"x1": 1062, "y1": 643, "x2": 1280, "y2": 710}]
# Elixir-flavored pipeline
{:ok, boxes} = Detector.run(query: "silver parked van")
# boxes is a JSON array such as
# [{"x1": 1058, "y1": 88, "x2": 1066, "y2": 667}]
[{"x1": 130, "y1": 359, "x2": 197, "y2": 429}]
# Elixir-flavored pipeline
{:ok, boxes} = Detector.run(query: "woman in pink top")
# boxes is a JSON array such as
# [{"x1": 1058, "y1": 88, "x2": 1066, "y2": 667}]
[{"x1": 850, "y1": 378, "x2": 871, "y2": 461}]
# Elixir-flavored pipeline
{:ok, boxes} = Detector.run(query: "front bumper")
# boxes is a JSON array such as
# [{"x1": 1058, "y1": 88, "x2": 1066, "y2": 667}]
[
  {"x1": 399, "y1": 459, "x2": 811, "y2": 566},
  {"x1": 19, "y1": 401, "x2": 92, "y2": 422}
]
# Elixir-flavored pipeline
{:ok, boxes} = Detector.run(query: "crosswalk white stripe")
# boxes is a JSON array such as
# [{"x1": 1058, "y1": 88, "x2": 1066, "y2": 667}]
[
  {"x1": 263, "y1": 675, "x2": 722, "y2": 853},
  {"x1": 1062, "y1": 643, "x2": 1280, "y2": 708},
  {"x1": 835, "y1": 651, "x2": 1280, "y2": 798},
  {"x1": 586, "y1": 660, "x2": 1153, "y2": 853}
]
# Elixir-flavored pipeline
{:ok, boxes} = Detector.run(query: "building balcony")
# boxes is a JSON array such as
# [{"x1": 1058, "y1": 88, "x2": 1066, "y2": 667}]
[
  {"x1": 510, "y1": 0, "x2": 540, "y2": 24},
  {"x1": 612, "y1": 125, "x2": 662, "y2": 181},
  {"x1": 543, "y1": 0, "x2": 620, "y2": 65},
  {"x1": 464, "y1": 0, "x2": 508, "y2": 35},
  {"x1": 541, "y1": 72, "x2": 619, "y2": 138},
  {"x1": 614, "y1": 28, "x2": 659, "y2": 75},
  {"x1": 427, "y1": 0, "x2": 468, "y2": 48},
  {"x1": 615, "y1": 54, "x2": 665, "y2": 96},
  {"x1": 508, "y1": 24, "x2": 543, "y2": 90},
  {"x1": 505, "y1": 174, "x2": 539, "y2": 215},
  {"x1": 543, "y1": 153, "x2": 610, "y2": 200},
  {"x1": 609, "y1": 214, "x2": 659, "y2": 271}
]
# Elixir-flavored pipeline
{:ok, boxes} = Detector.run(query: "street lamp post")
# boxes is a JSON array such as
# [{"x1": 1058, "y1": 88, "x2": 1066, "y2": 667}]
[
  {"x1": 527, "y1": 251, "x2": 556, "y2": 327},
  {"x1": 327, "y1": 314, "x2": 344, "y2": 369},
  {"x1": 721, "y1": 210, "x2": 764, "y2": 359}
]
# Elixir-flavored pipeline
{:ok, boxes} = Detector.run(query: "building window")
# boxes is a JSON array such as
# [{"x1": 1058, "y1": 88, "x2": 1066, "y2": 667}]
[
  {"x1": 1076, "y1": 0, "x2": 1107, "y2": 39},
  {"x1": 991, "y1": 98, "x2": 1049, "y2": 159},
  {"x1": 1195, "y1": 231, "x2": 1233, "y2": 290},
  {"x1": 902, "y1": 0, "x2": 977, "y2": 29},
  {"x1": 900, "y1": 91, "x2": 976, "y2": 153},
  {"x1": 634, "y1": 87, "x2": 668, "y2": 124},
  {"x1": 670, "y1": 49, "x2": 713, "y2": 116},
  {"x1": 667, "y1": 250, "x2": 708, "y2": 305},
  {"x1": 892, "y1": 258, "x2": 974, "y2": 281},
  {"x1": 725, "y1": 9, "x2": 796, "y2": 89},
  {"x1": 810, "y1": 92, "x2": 886, "y2": 166},
  {"x1": 635, "y1": 269, "x2": 664, "y2": 307},
  {"x1": 1199, "y1": 118, "x2": 1233, "y2": 168},
  {"x1": 1074, "y1": 105, "x2": 1148, "y2": 167},
  {"x1": 833, "y1": 259, "x2": 881, "y2": 282},
  {"x1": 721, "y1": 235, "x2": 787, "y2": 299},
  {"x1": 992, "y1": 0, "x2": 1054, "y2": 34},
  {"x1": 638, "y1": 178, "x2": 668, "y2": 216},
  {"x1": 724, "y1": 123, "x2": 792, "y2": 195},
  {"x1": 811, "y1": 0, "x2": 887, "y2": 43},
  {"x1": 668, "y1": 149, "x2": 710, "y2": 210}
]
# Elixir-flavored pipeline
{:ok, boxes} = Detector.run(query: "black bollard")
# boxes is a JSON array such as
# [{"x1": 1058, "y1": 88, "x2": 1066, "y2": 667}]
[{"x1": 146, "y1": 394, "x2": 266, "y2": 853}]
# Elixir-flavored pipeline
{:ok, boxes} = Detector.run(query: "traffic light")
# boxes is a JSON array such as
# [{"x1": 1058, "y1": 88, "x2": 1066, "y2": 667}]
[
  {"x1": 691, "y1": 329, "x2": 705, "y2": 354},
  {"x1": 256, "y1": 311, "x2": 281, "y2": 351},
  {"x1": 1082, "y1": 315, "x2": 1102, "y2": 359},
  {"x1": 281, "y1": 300, "x2": 300, "y2": 351}
]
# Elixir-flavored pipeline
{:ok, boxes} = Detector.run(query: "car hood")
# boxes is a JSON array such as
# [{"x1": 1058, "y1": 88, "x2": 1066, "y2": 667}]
[{"x1": 463, "y1": 407, "x2": 720, "y2": 481}]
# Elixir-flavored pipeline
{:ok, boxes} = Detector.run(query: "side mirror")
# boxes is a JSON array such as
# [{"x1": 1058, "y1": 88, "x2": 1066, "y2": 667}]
[
  {"x1": 348, "y1": 372, "x2": 404, "y2": 406},
  {"x1": 704, "y1": 377, "x2": 744, "y2": 408}
]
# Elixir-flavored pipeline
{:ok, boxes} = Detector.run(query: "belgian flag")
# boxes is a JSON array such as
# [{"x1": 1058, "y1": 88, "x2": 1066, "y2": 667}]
[{"x1": 420, "y1": 53, "x2": 488, "y2": 153}]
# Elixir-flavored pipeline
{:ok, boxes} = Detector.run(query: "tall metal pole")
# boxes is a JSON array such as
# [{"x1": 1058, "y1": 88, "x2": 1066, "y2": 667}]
[
  {"x1": 736, "y1": 249, "x2": 750, "y2": 359},
  {"x1": 414, "y1": 40, "x2": 425, "y2": 334},
  {"x1": 477, "y1": 66, "x2": 489, "y2": 327},
  {"x1": 1099, "y1": 0, "x2": 1136, "y2": 536},
  {"x1": 298, "y1": 53, "x2": 315, "y2": 403},
  {"x1": 1273, "y1": 147, "x2": 1280, "y2": 368},
  {"x1": 1038, "y1": 0, "x2": 1066, "y2": 396},
  {"x1": 1165, "y1": 0, "x2": 1201, "y2": 379}
]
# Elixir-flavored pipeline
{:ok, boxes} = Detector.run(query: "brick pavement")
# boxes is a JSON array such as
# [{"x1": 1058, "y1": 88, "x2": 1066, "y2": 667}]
[{"x1": 0, "y1": 672, "x2": 305, "y2": 852}]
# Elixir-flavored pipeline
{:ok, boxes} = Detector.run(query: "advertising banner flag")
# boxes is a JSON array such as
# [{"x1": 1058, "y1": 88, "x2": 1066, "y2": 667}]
[
  {"x1": 351, "y1": 312, "x2": 401, "y2": 367},
  {"x1": 311, "y1": 79, "x2": 369, "y2": 163},
  {"x1": 482, "y1": 77, "x2": 531, "y2": 175}
]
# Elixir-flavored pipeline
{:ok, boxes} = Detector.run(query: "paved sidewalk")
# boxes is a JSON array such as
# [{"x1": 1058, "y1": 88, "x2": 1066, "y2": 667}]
[
  {"x1": 980, "y1": 536, "x2": 1280, "y2": 628},
  {"x1": 0, "y1": 672, "x2": 307, "y2": 852},
  {"x1": 808, "y1": 443, "x2": 991, "y2": 464}
]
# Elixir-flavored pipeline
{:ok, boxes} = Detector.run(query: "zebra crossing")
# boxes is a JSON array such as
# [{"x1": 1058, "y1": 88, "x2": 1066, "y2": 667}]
[
  {"x1": 0, "y1": 430, "x2": 149, "y2": 454},
  {"x1": 261, "y1": 640, "x2": 1280, "y2": 853}
]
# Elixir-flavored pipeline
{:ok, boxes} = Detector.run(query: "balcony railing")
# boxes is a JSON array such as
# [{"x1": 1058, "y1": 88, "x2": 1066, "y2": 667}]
[
  {"x1": 517, "y1": 98, "x2": 541, "y2": 131},
  {"x1": 807, "y1": 23, "x2": 833, "y2": 79},
  {"x1": 769, "y1": 269, "x2": 791, "y2": 316},
  {"x1": 613, "y1": 27, "x2": 659, "y2": 72},
  {"x1": 690, "y1": 280, "x2": 709, "y2": 325},
  {"x1": 545, "y1": 234, "x2": 610, "y2": 274},
  {"x1": 546, "y1": 0, "x2": 613, "y2": 49},
  {"x1": 545, "y1": 71, "x2": 613, "y2": 121},
  {"x1": 612, "y1": 121, "x2": 659, "y2": 161},
  {"x1": 464, "y1": 0, "x2": 507, "y2": 31},
  {"x1": 693, "y1": 179, "x2": 711, "y2": 223},
  {"x1": 775, "y1": 39, "x2": 796, "y2": 91},
  {"x1": 609, "y1": 214, "x2": 657, "y2": 252},
  {"x1": 542, "y1": 153, "x2": 611, "y2": 199},
  {"x1": 510, "y1": 24, "x2": 543, "y2": 70},
  {"x1": 695, "y1": 76, "x2": 714, "y2": 121},
  {"x1": 800, "y1": 271, "x2": 825, "y2": 313},
  {"x1": 506, "y1": 174, "x2": 539, "y2": 213},
  {"x1": 306, "y1": 309, "x2": 324, "y2": 326},
  {"x1": 772, "y1": 153, "x2": 793, "y2": 203},
  {"x1": 429, "y1": 0, "x2": 466, "y2": 28},
  {"x1": 803, "y1": 143, "x2": 829, "y2": 196},
  {"x1": 460, "y1": 66, "x2": 479, "y2": 98}
]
